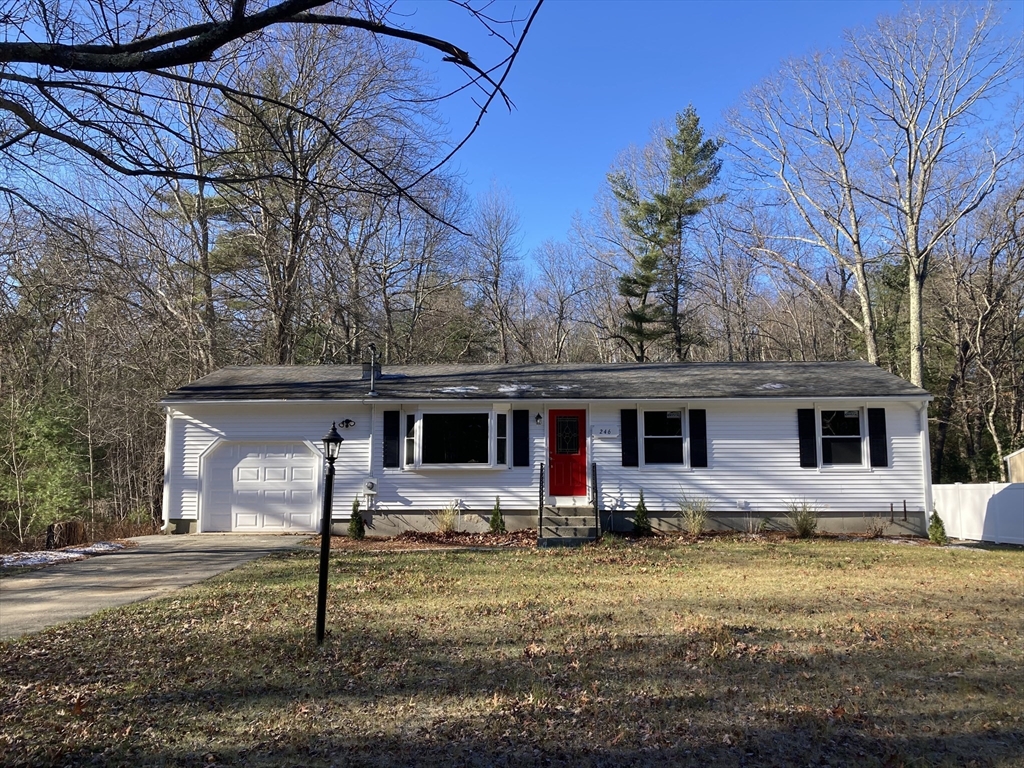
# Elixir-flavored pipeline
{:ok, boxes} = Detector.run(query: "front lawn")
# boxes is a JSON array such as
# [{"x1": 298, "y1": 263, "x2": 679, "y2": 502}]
[{"x1": 1, "y1": 537, "x2": 1021, "y2": 767}]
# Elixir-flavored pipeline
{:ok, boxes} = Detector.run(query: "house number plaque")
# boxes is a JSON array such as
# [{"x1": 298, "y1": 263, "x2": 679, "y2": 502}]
[{"x1": 593, "y1": 425, "x2": 619, "y2": 438}]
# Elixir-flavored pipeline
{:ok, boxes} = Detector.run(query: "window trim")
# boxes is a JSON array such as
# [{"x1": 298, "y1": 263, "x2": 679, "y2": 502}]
[
  {"x1": 638, "y1": 406, "x2": 691, "y2": 469},
  {"x1": 402, "y1": 407, "x2": 511, "y2": 470},
  {"x1": 816, "y1": 405, "x2": 869, "y2": 470}
]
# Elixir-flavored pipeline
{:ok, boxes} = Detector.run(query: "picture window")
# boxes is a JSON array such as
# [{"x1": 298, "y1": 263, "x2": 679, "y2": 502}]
[{"x1": 421, "y1": 413, "x2": 490, "y2": 464}]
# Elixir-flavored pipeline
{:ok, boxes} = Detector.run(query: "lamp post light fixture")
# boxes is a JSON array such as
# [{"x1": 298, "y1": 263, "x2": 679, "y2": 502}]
[{"x1": 316, "y1": 422, "x2": 343, "y2": 645}]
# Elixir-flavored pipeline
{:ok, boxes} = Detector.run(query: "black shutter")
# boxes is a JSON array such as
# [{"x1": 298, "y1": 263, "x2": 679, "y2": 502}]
[
  {"x1": 512, "y1": 409, "x2": 530, "y2": 467},
  {"x1": 797, "y1": 409, "x2": 817, "y2": 468},
  {"x1": 868, "y1": 408, "x2": 888, "y2": 467},
  {"x1": 690, "y1": 409, "x2": 708, "y2": 468},
  {"x1": 383, "y1": 410, "x2": 400, "y2": 468},
  {"x1": 621, "y1": 409, "x2": 639, "y2": 467}
]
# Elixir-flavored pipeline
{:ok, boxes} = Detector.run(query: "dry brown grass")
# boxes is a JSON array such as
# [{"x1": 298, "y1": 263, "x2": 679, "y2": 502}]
[{"x1": 1, "y1": 537, "x2": 1021, "y2": 767}]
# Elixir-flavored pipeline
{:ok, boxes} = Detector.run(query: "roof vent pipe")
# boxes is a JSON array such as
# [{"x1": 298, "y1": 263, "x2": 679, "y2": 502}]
[{"x1": 366, "y1": 343, "x2": 379, "y2": 397}]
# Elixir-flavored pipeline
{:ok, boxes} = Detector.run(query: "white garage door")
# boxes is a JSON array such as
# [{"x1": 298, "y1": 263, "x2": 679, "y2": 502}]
[{"x1": 204, "y1": 442, "x2": 319, "y2": 532}]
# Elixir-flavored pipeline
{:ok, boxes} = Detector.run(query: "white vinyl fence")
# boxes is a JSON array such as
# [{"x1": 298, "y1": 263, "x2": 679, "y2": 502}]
[{"x1": 932, "y1": 483, "x2": 1024, "y2": 545}]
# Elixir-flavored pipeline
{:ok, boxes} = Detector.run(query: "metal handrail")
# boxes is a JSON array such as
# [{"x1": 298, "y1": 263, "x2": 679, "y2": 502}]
[
  {"x1": 537, "y1": 462, "x2": 545, "y2": 546},
  {"x1": 591, "y1": 462, "x2": 600, "y2": 540}
]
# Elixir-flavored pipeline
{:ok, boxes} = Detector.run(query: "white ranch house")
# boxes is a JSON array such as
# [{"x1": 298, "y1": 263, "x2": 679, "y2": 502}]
[{"x1": 161, "y1": 361, "x2": 933, "y2": 541}]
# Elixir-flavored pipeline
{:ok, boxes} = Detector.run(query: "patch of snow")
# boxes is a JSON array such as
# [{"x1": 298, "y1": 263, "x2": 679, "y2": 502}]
[
  {"x1": 437, "y1": 386, "x2": 480, "y2": 394},
  {"x1": 498, "y1": 383, "x2": 535, "y2": 394},
  {"x1": 553, "y1": 384, "x2": 579, "y2": 391},
  {"x1": 1, "y1": 541, "x2": 127, "y2": 569},
  {"x1": 758, "y1": 382, "x2": 788, "y2": 390}
]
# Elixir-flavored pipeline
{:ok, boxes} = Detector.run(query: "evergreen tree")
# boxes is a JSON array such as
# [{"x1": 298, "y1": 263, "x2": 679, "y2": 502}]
[
  {"x1": 348, "y1": 498, "x2": 365, "y2": 539},
  {"x1": 928, "y1": 512, "x2": 948, "y2": 546},
  {"x1": 608, "y1": 106, "x2": 723, "y2": 361},
  {"x1": 633, "y1": 490, "x2": 652, "y2": 536},
  {"x1": 489, "y1": 496, "x2": 506, "y2": 534}
]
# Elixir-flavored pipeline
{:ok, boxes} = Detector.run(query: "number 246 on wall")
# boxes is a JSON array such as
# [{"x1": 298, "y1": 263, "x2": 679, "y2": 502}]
[{"x1": 593, "y1": 426, "x2": 619, "y2": 437}]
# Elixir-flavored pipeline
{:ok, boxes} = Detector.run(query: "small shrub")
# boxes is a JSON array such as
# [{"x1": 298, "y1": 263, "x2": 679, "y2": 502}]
[
  {"x1": 348, "y1": 497, "x2": 365, "y2": 539},
  {"x1": 633, "y1": 490, "x2": 652, "y2": 536},
  {"x1": 865, "y1": 515, "x2": 887, "y2": 539},
  {"x1": 744, "y1": 513, "x2": 768, "y2": 535},
  {"x1": 678, "y1": 496, "x2": 709, "y2": 537},
  {"x1": 432, "y1": 500, "x2": 460, "y2": 534},
  {"x1": 928, "y1": 511, "x2": 948, "y2": 545},
  {"x1": 489, "y1": 496, "x2": 506, "y2": 534},
  {"x1": 786, "y1": 500, "x2": 819, "y2": 538}
]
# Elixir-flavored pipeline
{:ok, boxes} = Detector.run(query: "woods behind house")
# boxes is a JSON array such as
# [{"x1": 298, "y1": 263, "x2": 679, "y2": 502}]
[{"x1": 1, "y1": 2, "x2": 1021, "y2": 546}]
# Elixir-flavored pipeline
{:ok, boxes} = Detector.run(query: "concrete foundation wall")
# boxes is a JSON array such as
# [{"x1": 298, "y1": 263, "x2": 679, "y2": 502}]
[
  {"x1": 328, "y1": 508, "x2": 926, "y2": 538},
  {"x1": 167, "y1": 519, "x2": 198, "y2": 534}
]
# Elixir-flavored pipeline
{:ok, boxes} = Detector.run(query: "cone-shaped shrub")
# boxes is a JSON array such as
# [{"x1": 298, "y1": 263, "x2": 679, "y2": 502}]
[
  {"x1": 928, "y1": 511, "x2": 948, "y2": 545},
  {"x1": 348, "y1": 497, "x2": 365, "y2": 539},
  {"x1": 489, "y1": 496, "x2": 506, "y2": 534},
  {"x1": 634, "y1": 490, "x2": 652, "y2": 536}
]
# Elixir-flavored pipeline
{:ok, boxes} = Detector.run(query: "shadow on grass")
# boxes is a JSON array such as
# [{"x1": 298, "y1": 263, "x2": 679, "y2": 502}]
[
  {"x1": 18, "y1": 715, "x2": 1024, "y2": 767},
  {"x1": 2, "y1": 546, "x2": 1021, "y2": 767}
]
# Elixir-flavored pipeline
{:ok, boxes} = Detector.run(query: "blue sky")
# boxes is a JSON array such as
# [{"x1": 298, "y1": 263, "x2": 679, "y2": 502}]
[{"x1": 402, "y1": 0, "x2": 1024, "y2": 255}]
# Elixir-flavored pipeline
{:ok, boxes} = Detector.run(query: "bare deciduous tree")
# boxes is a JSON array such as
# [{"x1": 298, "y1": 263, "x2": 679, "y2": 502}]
[
  {"x1": 730, "y1": 2, "x2": 1021, "y2": 385},
  {"x1": 0, "y1": 0, "x2": 543, "y2": 220}
]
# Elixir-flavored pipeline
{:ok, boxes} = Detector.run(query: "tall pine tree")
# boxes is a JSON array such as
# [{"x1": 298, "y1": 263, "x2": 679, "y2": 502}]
[{"x1": 609, "y1": 106, "x2": 723, "y2": 361}]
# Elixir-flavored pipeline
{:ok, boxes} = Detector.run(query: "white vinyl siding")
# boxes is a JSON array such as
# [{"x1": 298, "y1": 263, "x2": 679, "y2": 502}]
[
  {"x1": 164, "y1": 403, "x2": 370, "y2": 526},
  {"x1": 163, "y1": 397, "x2": 929, "y2": 526},
  {"x1": 593, "y1": 400, "x2": 927, "y2": 514}
]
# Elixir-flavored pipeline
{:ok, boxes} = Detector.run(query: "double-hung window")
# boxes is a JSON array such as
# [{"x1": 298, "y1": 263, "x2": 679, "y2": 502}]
[
  {"x1": 820, "y1": 409, "x2": 862, "y2": 465},
  {"x1": 797, "y1": 406, "x2": 888, "y2": 469},
  {"x1": 643, "y1": 410, "x2": 685, "y2": 464},
  {"x1": 496, "y1": 413, "x2": 508, "y2": 465},
  {"x1": 621, "y1": 408, "x2": 708, "y2": 468}
]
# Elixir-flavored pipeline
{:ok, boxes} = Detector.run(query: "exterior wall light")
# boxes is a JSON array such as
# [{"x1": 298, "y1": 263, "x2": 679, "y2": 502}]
[
  {"x1": 535, "y1": 413, "x2": 543, "y2": 426},
  {"x1": 339, "y1": 419, "x2": 355, "y2": 429}
]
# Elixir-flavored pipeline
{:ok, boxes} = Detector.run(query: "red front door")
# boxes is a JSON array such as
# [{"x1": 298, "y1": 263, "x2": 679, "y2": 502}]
[{"x1": 548, "y1": 409, "x2": 587, "y2": 496}]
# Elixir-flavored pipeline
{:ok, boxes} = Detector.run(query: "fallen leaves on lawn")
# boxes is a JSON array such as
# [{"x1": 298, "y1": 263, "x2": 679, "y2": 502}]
[{"x1": 1, "y1": 538, "x2": 1021, "y2": 767}]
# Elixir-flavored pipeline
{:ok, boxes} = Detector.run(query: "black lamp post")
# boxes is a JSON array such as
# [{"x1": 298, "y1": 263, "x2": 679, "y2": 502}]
[{"x1": 316, "y1": 422, "x2": 343, "y2": 645}]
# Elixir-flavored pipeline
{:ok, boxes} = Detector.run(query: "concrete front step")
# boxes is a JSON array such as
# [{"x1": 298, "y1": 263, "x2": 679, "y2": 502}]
[
  {"x1": 539, "y1": 505, "x2": 600, "y2": 547},
  {"x1": 538, "y1": 537, "x2": 595, "y2": 548},
  {"x1": 540, "y1": 520, "x2": 598, "y2": 532},
  {"x1": 541, "y1": 526, "x2": 598, "y2": 539}
]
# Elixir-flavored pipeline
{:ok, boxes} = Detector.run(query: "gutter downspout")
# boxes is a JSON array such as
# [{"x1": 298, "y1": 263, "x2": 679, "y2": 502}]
[{"x1": 161, "y1": 407, "x2": 174, "y2": 532}]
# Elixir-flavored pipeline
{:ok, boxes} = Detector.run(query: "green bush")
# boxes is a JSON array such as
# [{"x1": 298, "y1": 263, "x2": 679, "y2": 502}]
[
  {"x1": 633, "y1": 490, "x2": 652, "y2": 536},
  {"x1": 0, "y1": 401, "x2": 91, "y2": 545},
  {"x1": 786, "y1": 499, "x2": 818, "y2": 538},
  {"x1": 928, "y1": 511, "x2": 948, "y2": 545},
  {"x1": 348, "y1": 497, "x2": 365, "y2": 539},
  {"x1": 489, "y1": 496, "x2": 506, "y2": 534}
]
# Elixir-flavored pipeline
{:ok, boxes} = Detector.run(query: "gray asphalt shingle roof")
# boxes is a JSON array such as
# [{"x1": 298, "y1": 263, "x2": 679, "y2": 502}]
[{"x1": 163, "y1": 361, "x2": 929, "y2": 402}]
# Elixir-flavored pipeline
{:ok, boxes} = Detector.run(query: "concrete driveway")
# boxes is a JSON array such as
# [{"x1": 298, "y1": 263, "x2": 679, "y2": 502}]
[{"x1": 0, "y1": 533, "x2": 311, "y2": 641}]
